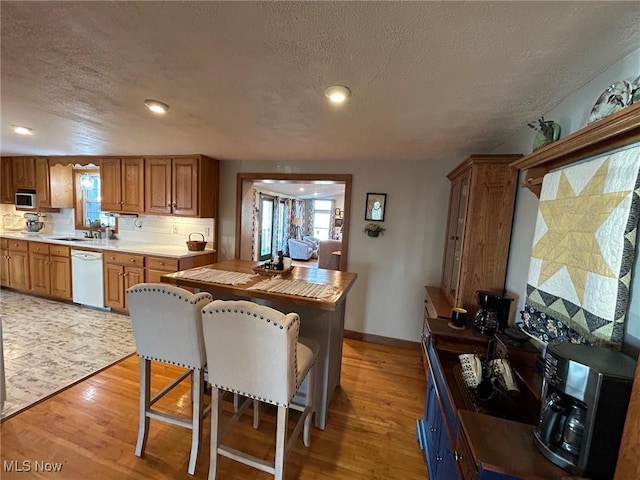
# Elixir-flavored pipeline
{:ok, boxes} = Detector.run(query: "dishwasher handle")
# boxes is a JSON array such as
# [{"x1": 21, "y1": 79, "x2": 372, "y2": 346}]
[{"x1": 71, "y1": 250, "x2": 103, "y2": 261}]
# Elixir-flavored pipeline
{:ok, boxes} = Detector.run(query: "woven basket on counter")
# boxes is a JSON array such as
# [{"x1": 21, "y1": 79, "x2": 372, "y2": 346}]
[{"x1": 186, "y1": 232, "x2": 207, "y2": 251}]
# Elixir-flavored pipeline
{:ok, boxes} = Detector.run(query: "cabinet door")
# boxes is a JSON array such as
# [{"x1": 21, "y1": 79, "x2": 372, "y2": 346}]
[
  {"x1": 9, "y1": 250, "x2": 30, "y2": 290},
  {"x1": 121, "y1": 158, "x2": 145, "y2": 213},
  {"x1": 0, "y1": 157, "x2": 14, "y2": 203},
  {"x1": 441, "y1": 169, "x2": 470, "y2": 304},
  {"x1": 35, "y1": 158, "x2": 52, "y2": 208},
  {"x1": 1, "y1": 246, "x2": 9, "y2": 286},
  {"x1": 104, "y1": 263, "x2": 125, "y2": 309},
  {"x1": 29, "y1": 252, "x2": 50, "y2": 295},
  {"x1": 50, "y1": 255, "x2": 72, "y2": 299},
  {"x1": 123, "y1": 266, "x2": 144, "y2": 311},
  {"x1": 172, "y1": 157, "x2": 199, "y2": 216},
  {"x1": 145, "y1": 158, "x2": 172, "y2": 215},
  {"x1": 12, "y1": 157, "x2": 36, "y2": 189},
  {"x1": 101, "y1": 158, "x2": 122, "y2": 211}
]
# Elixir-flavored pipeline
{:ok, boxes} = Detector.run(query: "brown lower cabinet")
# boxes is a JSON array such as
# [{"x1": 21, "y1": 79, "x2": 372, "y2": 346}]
[
  {"x1": 28, "y1": 242, "x2": 72, "y2": 299},
  {"x1": 1, "y1": 239, "x2": 30, "y2": 290},
  {"x1": 103, "y1": 252, "x2": 145, "y2": 311}
]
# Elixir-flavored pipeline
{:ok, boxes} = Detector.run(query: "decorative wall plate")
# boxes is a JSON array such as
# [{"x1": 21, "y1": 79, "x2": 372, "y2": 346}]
[{"x1": 588, "y1": 80, "x2": 632, "y2": 124}]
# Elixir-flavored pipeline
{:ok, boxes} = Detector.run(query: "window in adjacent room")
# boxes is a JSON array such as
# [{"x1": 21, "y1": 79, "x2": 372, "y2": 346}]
[{"x1": 313, "y1": 199, "x2": 332, "y2": 240}]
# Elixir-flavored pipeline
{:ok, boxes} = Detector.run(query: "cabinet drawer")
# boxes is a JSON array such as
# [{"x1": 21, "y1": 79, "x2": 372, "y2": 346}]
[
  {"x1": 28, "y1": 242, "x2": 50, "y2": 255},
  {"x1": 147, "y1": 256, "x2": 178, "y2": 272},
  {"x1": 455, "y1": 430, "x2": 477, "y2": 480},
  {"x1": 50, "y1": 245, "x2": 70, "y2": 257},
  {"x1": 8, "y1": 239, "x2": 28, "y2": 252},
  {"x1": 104, "y1": 252, "x2": 145, "y2": 266}
]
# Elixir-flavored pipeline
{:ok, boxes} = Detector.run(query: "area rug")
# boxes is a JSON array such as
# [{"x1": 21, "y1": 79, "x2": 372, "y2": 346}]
[{"x1": 1, "y1": 290, "x2": 136, "y2": 420}]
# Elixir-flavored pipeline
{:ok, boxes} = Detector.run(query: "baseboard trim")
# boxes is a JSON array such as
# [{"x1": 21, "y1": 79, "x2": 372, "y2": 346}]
[{"x1": 343, "y1": 330, "x2": 420, "y2": 351}]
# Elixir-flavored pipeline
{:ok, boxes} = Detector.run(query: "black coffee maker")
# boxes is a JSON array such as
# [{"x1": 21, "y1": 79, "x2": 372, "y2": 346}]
[{"x1": 474, "y1": 290, "x2": 513, "y2": 335}]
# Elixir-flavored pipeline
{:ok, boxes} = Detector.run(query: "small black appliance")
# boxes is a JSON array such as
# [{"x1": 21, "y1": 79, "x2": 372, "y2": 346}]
[
  {"x1": 473, "y1": 291, "x2": 513, "y2": 335},
  {"x1": 534, "y1": 342, "x2": 636, "y2": 479}
]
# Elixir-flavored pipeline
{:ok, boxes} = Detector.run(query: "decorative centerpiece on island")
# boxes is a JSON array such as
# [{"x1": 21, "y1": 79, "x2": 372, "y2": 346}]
[{"x1": 363, "y1": 223, "x2": 385, "y2": 237}]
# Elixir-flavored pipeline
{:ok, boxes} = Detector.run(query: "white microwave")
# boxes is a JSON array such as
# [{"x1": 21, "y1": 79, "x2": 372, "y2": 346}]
[{"x1": 15, "y1": 191, "x2": 37, "y2": 209}]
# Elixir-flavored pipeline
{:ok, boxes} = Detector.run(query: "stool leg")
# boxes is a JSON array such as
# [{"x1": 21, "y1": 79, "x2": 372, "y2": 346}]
[
  {"x1": 303, "y1": 363, "x2": 316, "y2": 447},
  {"x1": 135, "y1": 358, "x2": 151, "y2": 457},
  {"x1": 275, "y1": 406, "x2": 288, "y2": 480},
  {"x1": 188, "y1": 368, "x2": 204, "y2": 475},
  {"x1": 253, "y1": 400, "x2": 260, "y2": 429},
  {"x1": 208, "y1": 388, "x2": 222, "y2": 480}
]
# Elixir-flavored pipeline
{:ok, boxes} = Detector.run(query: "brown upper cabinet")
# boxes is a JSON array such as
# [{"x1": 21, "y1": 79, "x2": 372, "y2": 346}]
[
  {"x1": 12, "y1": 157, "x2": 36, "y2": 190},
  {"x1": 100, "y1": 157, "x2": 145, "y2": 213},
  {"x1": 35, "y1": 158, "x2": 74, "y2": 209},
  {"x1": 145, "y1": 155, "x2": 219, "y2": 217},
  {"x1": 0, "y1": 157, "x2": 14, "y2": 203},
  {"x1": 440, "y1": 154, "x2": 521, "y2": 313}
]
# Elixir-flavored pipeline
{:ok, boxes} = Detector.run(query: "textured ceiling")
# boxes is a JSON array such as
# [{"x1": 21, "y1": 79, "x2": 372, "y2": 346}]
[{"x1": 2, "y1": 1, "x2": 639, "y2": 162}]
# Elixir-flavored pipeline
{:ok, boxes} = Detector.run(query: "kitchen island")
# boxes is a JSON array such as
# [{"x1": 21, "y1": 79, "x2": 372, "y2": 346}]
[{"x1": 161, "y1": 259, "x2": 358, "y2": 429}]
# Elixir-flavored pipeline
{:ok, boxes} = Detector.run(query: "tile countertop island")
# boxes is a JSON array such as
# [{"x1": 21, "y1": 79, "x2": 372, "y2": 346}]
[
  {"x1": 0, "y1": 231, "x2": 215, "y2": 259},
  {"x1": 162, "y1": 259, "x2": 358, "y2": 429}
]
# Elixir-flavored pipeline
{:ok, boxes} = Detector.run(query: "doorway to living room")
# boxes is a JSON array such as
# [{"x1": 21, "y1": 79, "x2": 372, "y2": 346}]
[{"x1": 235, "y1": 173, "x2": 352, "y2": 270}]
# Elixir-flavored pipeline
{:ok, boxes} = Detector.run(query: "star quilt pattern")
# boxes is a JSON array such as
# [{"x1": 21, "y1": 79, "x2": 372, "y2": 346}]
[{"x1": 522, "y1": 144, "x2": 640, "y2": 347}]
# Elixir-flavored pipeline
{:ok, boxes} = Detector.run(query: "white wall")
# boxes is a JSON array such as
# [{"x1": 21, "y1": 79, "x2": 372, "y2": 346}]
[
  {"x1": 495, "y1": 48, "x2": 640, "y2": 353},
  {"x1": 218, "y1": 158, "x2": 456, "y2": 341}
]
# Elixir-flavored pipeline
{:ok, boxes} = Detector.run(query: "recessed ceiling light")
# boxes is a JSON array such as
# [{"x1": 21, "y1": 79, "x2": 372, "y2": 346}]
[
  {"x1": 11, "y1": 125, "x2": 33, "y2": 135},
  {"x1": 144, "y1": 99, "x2": 170, "y2": 114},
  {"x1": 325, "y1": 85, "x2": 351, "y2": 104},
  {"x1": 299, "y1": 187, "x2": 305, "y2": 192}
]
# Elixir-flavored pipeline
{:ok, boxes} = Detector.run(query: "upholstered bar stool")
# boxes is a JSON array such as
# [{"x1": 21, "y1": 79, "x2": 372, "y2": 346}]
[
  {"x1": 126, "y1": 283, "x2": 213, "y2": 475},
  {"x1": 201, "y1": 299, "x2": 318, "y2": 480}
]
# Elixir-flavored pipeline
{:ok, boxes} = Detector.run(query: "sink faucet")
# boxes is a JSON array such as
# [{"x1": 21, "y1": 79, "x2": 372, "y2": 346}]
[{"x1": 85, "y1": 218, "x2": 93, "y2": 238}]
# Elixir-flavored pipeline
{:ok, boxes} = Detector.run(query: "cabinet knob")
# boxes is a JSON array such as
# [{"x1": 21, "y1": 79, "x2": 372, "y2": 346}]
[
  {"x1": 130, "y1": 259, "x2": 135, "y2": 263},
  {"x1": 110, "y1": 256, "x2": 115, "y2": 260},
  {"x1": 429, "y1": 426, "x2": 436, "y2": 432},
  {"x1": 167, "y1": 203, "x2": 172, "y2": 207},
  {"x1": 436, "y1": 455, "x2": 443, "y2": 462},
  {"x1": 454, "y1": 451, "x2": 461, "y2": 462}
]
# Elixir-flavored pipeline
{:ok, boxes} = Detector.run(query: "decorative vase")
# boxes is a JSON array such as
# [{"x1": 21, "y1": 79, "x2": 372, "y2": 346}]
[
  {"x1": 367, "y1": 230, "x2": 379, "y2": 237},
  {"x1": 532, "y1": 121, "x2": 561, "y2": 151}
]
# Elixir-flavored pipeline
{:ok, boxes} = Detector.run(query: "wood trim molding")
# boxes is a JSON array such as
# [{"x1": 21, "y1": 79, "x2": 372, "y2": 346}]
[
  {"x1": 343, "y1": 329, "x2": 420, "y2": 351},
  {"x1": 511, "y1": 103, "x2": 640, "y2": 197}
]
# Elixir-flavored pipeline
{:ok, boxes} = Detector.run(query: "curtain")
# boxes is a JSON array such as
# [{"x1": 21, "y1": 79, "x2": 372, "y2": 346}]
[
  {"x1": 521, "y1": 144, "x2": 640, "y2": 347},
  {"x1": 251, "y1": 188, "x2": 260, "y2": 261}
]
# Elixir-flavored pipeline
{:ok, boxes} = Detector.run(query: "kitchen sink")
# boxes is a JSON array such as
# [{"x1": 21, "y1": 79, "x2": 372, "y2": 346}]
[{"x1": 52, "y1": 237, "x2": 91, "y2": 242}]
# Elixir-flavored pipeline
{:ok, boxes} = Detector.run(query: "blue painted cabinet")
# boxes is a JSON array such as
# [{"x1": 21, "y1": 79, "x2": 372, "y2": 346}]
[{"x1": 417, "y1": 366, "x2": 460, "y2": 480}]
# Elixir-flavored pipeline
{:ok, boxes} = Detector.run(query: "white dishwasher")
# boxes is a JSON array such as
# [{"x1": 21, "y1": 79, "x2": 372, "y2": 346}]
[{"x1": 71, "y1": 250, "x2": 105, "y2": 309}]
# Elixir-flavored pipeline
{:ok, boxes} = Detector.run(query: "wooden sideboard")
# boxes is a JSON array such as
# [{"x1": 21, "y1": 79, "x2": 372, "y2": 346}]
[{"x1": 418, "y1": 311, "x2": 566, "y2": 480}]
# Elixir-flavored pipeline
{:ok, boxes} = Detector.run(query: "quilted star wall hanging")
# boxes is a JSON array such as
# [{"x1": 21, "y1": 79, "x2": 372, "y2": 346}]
[{"x1": 522, "y1": 144, "x2": 640, "y2": 347}]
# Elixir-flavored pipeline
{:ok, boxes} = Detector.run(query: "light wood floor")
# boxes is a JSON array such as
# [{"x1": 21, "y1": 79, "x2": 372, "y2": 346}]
[{"x1": 1, "y1": 339, "x2": 426, "y2": 479}]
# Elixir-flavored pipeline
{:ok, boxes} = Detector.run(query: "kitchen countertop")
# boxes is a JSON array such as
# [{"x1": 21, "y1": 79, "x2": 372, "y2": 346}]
[{"x1": 0, "y1": 231, "x2": 215, "y2": 259}]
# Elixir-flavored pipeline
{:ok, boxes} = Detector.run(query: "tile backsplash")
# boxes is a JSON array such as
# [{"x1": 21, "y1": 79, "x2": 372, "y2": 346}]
[{"x1": 0, "y1": 204, "x2": 215, "y2": 248}]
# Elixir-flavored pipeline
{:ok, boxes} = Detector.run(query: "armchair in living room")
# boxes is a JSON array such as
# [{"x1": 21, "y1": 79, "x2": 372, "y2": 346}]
[
  {"x1": 302, "y1": 236, "x2": 320, "y2": 250},
  {"x1": 288, "y1": 238, "x2": 316, "y2": 261}
]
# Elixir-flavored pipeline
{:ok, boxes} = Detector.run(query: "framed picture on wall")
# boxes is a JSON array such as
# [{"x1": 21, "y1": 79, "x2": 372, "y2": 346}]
[{"x1": 364, "y1": 192, "x2": 386, "y2": 221}]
